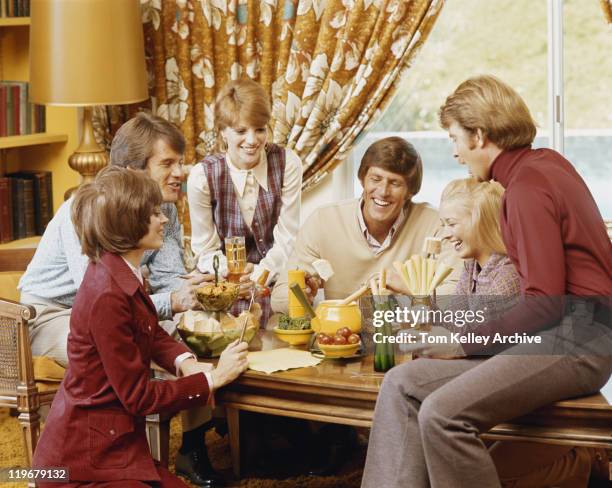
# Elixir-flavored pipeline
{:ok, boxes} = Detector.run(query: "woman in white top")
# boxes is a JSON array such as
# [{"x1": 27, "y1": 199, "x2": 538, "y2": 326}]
[{"x1": 187, "y1": 79, "x2": 302, "y2": 324}]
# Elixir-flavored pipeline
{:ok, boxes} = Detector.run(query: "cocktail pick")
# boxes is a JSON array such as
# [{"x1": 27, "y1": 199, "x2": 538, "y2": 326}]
[
  {"x1": 239, "y1": 287, "x2": 256, "y2": 343},
  {"x1": 213, "y1": 254, "x2": 219, "y2": 286}
]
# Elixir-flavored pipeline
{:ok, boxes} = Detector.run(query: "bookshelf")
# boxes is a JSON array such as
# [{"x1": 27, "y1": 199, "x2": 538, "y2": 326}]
[
  {"x1": 0, "y1": 17, "x2": 79, "y2": 249},
  {"x1": 0, "y1": 132, "x2": 68, "y2": 149},
  {"x1": 0, "y1": 18, "x2": 30, "y2": 27},
  {"x1": 0, "y1": 235, "x2": 39, "y2": 248}
]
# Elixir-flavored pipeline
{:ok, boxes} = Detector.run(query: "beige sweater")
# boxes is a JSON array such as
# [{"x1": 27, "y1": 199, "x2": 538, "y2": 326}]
[{"x1": 271, "y1": 198, "x2": 462, "y2": 312}]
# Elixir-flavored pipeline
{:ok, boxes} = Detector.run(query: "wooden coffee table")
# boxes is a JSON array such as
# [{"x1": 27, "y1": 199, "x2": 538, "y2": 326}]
[
  {"x1": 146, "y1": 330, "x2": 612, "y2": 480},
  {"x1": 217, "y1": 331, "x2": 389, "y2": 477},
  {"x1": 145, "y1": 329, "x2": 390, "y2": 474}
]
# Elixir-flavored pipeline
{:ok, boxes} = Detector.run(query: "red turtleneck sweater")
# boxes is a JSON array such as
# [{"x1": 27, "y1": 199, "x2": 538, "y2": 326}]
[{"x1": 463, "y1": 146, "x2": 612, "y2": 354}]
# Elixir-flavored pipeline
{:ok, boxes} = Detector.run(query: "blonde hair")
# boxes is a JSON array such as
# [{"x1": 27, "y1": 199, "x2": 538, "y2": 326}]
[
  {"x1": 215, "y1": 79, "x2": 271, "y2": 151},
  {"x1": 439, "y1": 75, "x2": 537, "y2": 150},
  {"x1": 441, "y1": 178, "x2": 507, "y2": 255},
  {"x1": 71, "y1": 166, "x2": 163, "y2": 261}
]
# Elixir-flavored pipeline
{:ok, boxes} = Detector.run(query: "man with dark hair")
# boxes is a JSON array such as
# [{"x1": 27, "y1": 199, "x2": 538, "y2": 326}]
[
  {"x1": 272, "y1": 136, "x2": 459, "y2": 312},
  {"x1": 20, "y1": 112, "x2": 224, "y2": 487},
  {"x1": 270, "y1": 136, "x2": 460, "y2": 477}
]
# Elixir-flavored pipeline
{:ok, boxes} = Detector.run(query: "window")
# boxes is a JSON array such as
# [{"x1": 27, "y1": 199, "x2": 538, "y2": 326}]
[
  {"x1": 562, "y1": 0, "x2": 612, "y2": 217},
  {"x1": 349, "y1": 0, "x2": 611, "y2": 217}
]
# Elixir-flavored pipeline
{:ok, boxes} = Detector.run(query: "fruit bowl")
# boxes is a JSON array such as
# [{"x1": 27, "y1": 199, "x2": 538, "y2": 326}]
[
  {"x1": 195, "y1": 281, "x2": 240, "y2": 312},
  {"x1": 273, "y1": 327, "x2": 314, "y2": 346},
  {"x1": 317, "y1": 341, "x2": 361, "y2": 358}
]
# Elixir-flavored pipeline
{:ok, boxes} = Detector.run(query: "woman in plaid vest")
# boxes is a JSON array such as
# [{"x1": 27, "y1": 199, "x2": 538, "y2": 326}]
[{"x1": 187, "y1": 79, "x2": 302, "y2": 325}]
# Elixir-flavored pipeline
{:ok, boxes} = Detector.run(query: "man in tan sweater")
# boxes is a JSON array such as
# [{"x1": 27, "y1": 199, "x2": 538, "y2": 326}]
[
  {"x1": 270, "y1": 136, "x2": 461, "y2": 477},
  {"x1": 271, "y1": 136, "x2": 460, "y2": 314}
]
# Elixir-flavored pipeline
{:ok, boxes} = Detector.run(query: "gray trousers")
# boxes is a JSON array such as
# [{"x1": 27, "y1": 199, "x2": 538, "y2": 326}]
[
  {"x1": 362, "y1": 317, "x2": 612, "y2": 488},
  {"x1": 22, "y1": 293, "x2": 72, "y2": 367}
]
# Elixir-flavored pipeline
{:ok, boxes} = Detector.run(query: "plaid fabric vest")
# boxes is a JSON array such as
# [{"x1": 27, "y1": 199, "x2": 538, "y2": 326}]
[{"x1": 200, "y1": 143, "x2": 286, "y2": 325}]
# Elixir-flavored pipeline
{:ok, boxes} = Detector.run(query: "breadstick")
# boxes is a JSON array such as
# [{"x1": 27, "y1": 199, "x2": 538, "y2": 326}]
[
  {"x1": 339, "y1": 283, "x2": 370, "y2": 305},
  {"x1": 429, "y1": 264, "x2": 454, "y2": 293},
  {"x1": 416, "y1": 255, "x2": 426, "y2": 295},
  {"x1": 369, "y1": 277, "x2": 379, "y2": 297},
  {"x1": 393, "y1": 261, "x2": 411, "y2": 294},
  {"x1": 426, "y1": 258, "x2": 436, "y2": 293},
  {"x1": 379, "y1": 269, "x2": 387, "y2": 293},
  {"x1": 405, "y1": 258, "x2": 417, "y2": 295}
]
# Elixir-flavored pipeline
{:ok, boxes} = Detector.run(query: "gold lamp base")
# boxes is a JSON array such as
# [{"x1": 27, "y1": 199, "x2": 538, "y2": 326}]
[{"x1": 64, "y1": 106, "x2": 109, "y2": 200}]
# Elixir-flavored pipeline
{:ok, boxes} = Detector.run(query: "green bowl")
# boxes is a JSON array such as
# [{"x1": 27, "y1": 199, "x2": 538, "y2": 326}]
[{"x1": 177, "y1": 325, "x2": 256, "y2": 358}]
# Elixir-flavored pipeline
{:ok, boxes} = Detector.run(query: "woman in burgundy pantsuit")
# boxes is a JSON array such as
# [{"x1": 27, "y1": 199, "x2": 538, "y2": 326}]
[{"x1": 33, "y1": 167, "x2": 248, "y2": 487}]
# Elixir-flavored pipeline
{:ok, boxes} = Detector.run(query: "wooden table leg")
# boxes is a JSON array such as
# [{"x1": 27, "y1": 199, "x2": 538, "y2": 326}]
[
  {"x1": 146, "y1": 412, "x2": 170, "y2": 467},
  {"x1": 226, "y1": 406, "x2": 240, "y2": 479}
]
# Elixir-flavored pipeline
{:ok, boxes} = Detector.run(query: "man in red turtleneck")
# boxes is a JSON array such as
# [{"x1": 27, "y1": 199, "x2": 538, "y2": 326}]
[{"x1": 362, "y1": 75, "x2": 612, "y2": 488}]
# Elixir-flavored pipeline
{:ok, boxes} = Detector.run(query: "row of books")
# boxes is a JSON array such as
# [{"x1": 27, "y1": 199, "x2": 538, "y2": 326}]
[
  {"x1": 0, "y1": 82, "x2": 46, "y2": 137},
  {"x1": 0, "y1": 0, "x2": 29, "y2": 17},
  {"x1": 0, "y1": 171, "x2": 53, "y2": 243}
]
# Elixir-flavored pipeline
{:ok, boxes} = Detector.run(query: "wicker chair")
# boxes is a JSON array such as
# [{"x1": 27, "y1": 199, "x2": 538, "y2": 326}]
[{"x1": 0, "y1": 248, "x2": 57, "y2": 466}]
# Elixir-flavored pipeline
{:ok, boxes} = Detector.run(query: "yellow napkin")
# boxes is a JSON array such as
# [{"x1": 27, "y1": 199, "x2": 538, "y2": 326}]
[{"x1": 247, "y1": 348, "x2": 322, "y2": 374}]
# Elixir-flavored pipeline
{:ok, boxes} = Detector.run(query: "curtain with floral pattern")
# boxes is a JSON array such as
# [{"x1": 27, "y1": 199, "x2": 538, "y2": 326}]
[
  {"x1": 97, "y1": 0, "x2": 445, "y2": 231},
  {"x1": 601, "y1": 0, "x2": 612, "y2": 23}
]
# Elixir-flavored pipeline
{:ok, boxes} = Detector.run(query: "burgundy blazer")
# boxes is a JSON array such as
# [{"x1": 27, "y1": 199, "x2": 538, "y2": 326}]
[{"x1": 32, "y1": 252, "x2": 210, "y2": 483}]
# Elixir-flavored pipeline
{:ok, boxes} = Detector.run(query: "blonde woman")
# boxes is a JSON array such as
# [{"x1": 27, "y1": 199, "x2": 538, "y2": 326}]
[
  {"x1": 438, "y1": 178, "x2": 520, "y2": 320},
  {"x1": 388, "y1": 178, "x2": 603, "y2": 487},
  {"x1": 187, "y1": 79, "x2": 302, "y2": 325},
  {"x1": 442, "y1": 179, "x2": 607, "y2": 488},
  {"x1": 387, "y1": 178, "x2": 520, "y2": 308}
]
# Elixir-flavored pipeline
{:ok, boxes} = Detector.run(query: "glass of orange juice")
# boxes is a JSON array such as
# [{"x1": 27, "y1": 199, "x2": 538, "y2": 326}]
[{"x1": 225, "y1": 236, "x2": 246, "y2": 282}]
